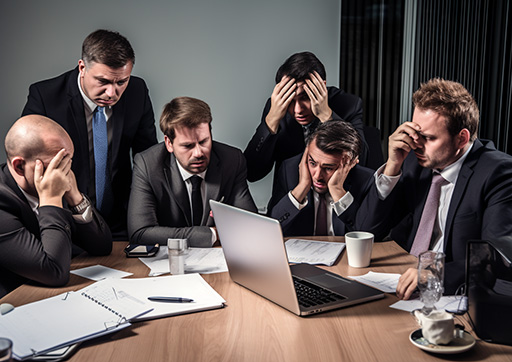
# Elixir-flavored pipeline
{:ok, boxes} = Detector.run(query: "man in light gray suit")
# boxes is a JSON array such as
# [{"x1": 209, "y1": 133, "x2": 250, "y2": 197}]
[{"x1": 127, "y1": 97, "x2": 257, "y2": 247}]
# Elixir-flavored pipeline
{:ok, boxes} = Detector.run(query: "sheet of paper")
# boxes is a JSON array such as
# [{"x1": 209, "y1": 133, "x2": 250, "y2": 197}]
[
  {"x1": 390, "y1": 295, "x2": 468, "y2": 313},
  {"x1": 139, "y1": 247, "x2": 228, "y2": 276},
  {"x1": 71, "y1": 265, "x2": 133, "y2": 280},
  {"x1": 285, "y1": 239, "x2": 345, "y2": 266},
  {"x1": 348, "y1": 271, "x2": 401, "y2": 293}
]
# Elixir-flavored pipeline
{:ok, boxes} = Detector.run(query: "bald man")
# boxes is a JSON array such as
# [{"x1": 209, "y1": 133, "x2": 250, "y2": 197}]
[{"x1": 0, "y1": 115, "x2": 112, "y2": 297}]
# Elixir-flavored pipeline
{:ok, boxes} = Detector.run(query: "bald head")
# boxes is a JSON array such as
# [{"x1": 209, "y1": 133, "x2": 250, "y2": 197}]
[{"x1": 5, "y1": 115, "x2": 73, "y2": 162}]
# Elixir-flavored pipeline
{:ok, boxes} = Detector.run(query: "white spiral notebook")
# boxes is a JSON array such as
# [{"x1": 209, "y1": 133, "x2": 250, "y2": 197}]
[
  {"x1": 0, "y1": 287, "x2": 151, "y2": 360},
  {"x1": 0, "y1": 273, "x2": 225, "y2": 360}
]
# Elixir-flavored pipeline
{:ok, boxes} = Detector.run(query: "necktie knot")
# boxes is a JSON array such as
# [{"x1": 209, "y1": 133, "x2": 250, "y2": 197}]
[{"x1": 190, "y1": 175, "x2": 202, "y2": 190}]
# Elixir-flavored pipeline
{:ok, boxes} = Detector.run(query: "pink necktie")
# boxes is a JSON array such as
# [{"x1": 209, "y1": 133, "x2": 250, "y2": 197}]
[
  {"x1": 315, "y1": 193, "x2": 328, "y2": 236},
  {"x1": 410, "y1": 173, "x2": 447, "y2": 257}
]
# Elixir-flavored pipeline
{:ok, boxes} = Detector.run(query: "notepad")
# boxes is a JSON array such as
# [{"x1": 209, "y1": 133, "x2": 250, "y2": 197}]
[
  {"x1": 0, "y1": 288, "x2": 151, "y2": 360},
  {"x1": 83, "y1": 273, "x2": 226, "y2": 321}
]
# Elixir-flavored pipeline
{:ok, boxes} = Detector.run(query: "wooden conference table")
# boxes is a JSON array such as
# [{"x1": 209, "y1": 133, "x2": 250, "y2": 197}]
[{"x1": 2, "y1": 238, "x2": 512, "y2": 362}]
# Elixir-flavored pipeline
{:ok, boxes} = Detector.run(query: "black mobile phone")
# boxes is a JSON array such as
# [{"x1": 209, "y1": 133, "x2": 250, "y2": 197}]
[{"x1": 124, "y1": 243, "x2": 160, "y2": 257}]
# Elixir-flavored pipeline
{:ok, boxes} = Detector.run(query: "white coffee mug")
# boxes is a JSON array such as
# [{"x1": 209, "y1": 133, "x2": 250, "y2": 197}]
[
  {"x1": 344, "y1": 231, "x2": 374, "y2": 268},
  {"x1": 414, "y1": 310, "x2": 454, "y2": 345}
]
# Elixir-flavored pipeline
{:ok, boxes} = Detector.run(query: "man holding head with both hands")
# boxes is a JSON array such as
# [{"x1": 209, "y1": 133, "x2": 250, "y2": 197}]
[
  {"x1": 244, "y1": 51, "x2": 368, "y2": 185},
  {"x1": 0, "y1": 115, "x2": 112, "y2": 297},
  {"x1": 268, "y1": 121, "x2": 374, "y2": 237}
]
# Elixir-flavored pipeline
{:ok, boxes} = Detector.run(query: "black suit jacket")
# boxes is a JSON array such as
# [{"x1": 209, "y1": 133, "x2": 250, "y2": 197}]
[
  {"x1": 22, "y1": 67, "x2": 157, "y2": 239},
  {"x1": 268, "y1": 153, "x2": 374, "y2": 237},
  {"x1": 127, "y1": 142, "x2": 258, "y2": 247},
  {"x1": 357, "y1": 139, "x2": 512, "y2": 293},
  {"x1": 244, "y1": 86, "x2": 367, "y2": 183},
  {"x1": 0, "y1": 164, "x2": 112, "y2": 297}
]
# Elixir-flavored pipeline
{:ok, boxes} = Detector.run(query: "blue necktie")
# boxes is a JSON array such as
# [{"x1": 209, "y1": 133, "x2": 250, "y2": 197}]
[{"x1": 93, "y1": 106, "x2": 112, "y2": 214}]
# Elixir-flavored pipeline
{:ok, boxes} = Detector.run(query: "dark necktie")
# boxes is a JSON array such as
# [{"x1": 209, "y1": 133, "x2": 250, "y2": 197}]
[
  {"x1": 92, "y1": 106, "x2": 112, "y2": 214},
  {"x1": 315, "y1": 193, "x2": 328, "y2": 236},
  {"x1": 410, "y1": 173, "x2": 447, "y2": 257},
  {"x1": 190, "y1": 175, "x2": 203, "y2": 226}
]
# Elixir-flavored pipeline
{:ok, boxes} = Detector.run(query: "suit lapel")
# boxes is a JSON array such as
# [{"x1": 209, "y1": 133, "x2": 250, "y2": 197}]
[
  {"x1": 204, "y1": 147, "x2": 222, "y2": 225},
  {"x1": 164, "y1": 154, "x2": 192, "y2": 226},
  {"x1": 110, "y1": 99, "x2": 126, "y2": 176},
  {"x1": 444, "y1": 142, "x2": 482, "y2": 244},
  {"x1": 66, "y1": 69, "x2": 90, "y2": 189}
]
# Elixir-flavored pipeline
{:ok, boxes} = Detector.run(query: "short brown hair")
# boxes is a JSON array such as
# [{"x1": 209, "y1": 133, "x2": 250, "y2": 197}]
[
  {"x1": 160, "y1": 97, "x2": 212, "y2": 141},
  {"x1": 307, "y1": 120, "x2": 361, "y2": 161},
  {"x1": 82, "y1": 29, "x2": 135, "y2": 68},
  {"x1": 413, "y1": 78, "x2": 479, "y2": 141}
]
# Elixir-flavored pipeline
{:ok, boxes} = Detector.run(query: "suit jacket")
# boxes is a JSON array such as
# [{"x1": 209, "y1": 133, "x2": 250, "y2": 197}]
[
  {"x1": 268, "y1": 153, "x2": 374, "y2": 236},
  {"x1": 0, "y1": 164, "x2": 112, "y2": 297},
  {"x1": 357, "y1": 139, "x2": 512, "y2": 293},
  {"x1": 244, "y1": 86, "x2": 368, "y2": 183},
  {"x1": 127, "y1": 142, "x2": 258, "y2": 247},
  {"x1": 22, "y1": 67, "x2": 157, "y2": 239}
]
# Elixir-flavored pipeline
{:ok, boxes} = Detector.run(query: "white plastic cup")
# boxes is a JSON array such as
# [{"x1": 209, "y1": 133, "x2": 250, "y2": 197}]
[
  {"x1": 344, "y1": 231, "x2": 374, "y2": 268},
  {"x1": 168, "y1": 238, "x2": 188, "y2": 275}
]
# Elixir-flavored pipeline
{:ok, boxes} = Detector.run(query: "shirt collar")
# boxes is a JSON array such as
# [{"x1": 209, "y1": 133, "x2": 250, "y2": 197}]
[{"x1": 437, "y1": 142, "x2": 474, "y2": 184}]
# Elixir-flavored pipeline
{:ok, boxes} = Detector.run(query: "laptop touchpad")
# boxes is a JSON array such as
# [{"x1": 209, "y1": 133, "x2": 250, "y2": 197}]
[{"x1": 308, "y1": 273, "x2": 352, "y2": 289}]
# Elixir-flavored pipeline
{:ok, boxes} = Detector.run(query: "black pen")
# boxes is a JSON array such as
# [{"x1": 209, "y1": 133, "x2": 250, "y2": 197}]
[{"x1": 148, "y1": 296, "x2": 194, "y2": 303}]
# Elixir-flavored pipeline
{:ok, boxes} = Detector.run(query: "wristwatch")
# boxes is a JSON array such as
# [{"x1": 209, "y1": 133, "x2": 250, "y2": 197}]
[{"x1": 70, "y1": 193, "x2": 91, "y2": 214}]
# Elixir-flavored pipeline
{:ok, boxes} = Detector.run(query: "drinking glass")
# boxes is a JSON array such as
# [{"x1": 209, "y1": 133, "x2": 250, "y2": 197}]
[{"x1": 417, "y1": 251, "x2": 445, "y2": 315}]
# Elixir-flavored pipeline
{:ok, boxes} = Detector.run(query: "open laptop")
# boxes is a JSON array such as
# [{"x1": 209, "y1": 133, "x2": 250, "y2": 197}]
[{"x1": 210, "y1": 200, "x2": 384, "y2": 316}]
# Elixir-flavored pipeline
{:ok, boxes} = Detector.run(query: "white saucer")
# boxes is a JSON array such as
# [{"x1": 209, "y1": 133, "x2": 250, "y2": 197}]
[{"x1": 409, "y1": 328, "x2": 476, "y2": 354}]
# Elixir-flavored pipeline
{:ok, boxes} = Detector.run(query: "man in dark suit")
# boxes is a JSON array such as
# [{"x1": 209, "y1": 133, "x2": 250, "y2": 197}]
[
  {"x1": 21, "y1": 29, "x2": 157, "y2": 240},
  {"x1": 357, "y1": 78, "x2": 512, "y2": 297},
  {"x1": 0, "y1": 115, "x2": 112, "y2": 297},
  {"x1": 244, "y1": 51, "x2": 368, "y2": 184},
  {"x1": 268, "y1": 121, "x2": 373, "y2": 237},
  {"x1": 128, "y1": 97, "x2": 257, "y2": 247}
]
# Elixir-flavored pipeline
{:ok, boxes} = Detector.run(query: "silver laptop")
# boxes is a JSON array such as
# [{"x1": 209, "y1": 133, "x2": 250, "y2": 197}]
[{"x1": 210, "y1": 200, "x2": 384, "y2": 316}]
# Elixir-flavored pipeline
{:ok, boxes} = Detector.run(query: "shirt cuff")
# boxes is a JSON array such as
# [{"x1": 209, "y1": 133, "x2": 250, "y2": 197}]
[
  {"x1": 375, "y1": 164, "x2": 401, "y2": 200},
  {"x1": 287, "y1": 191, "x2": 308, "y2": 210},
  {"x1": 72, "y1": 205, "x2": 93, "y2": 224},
  {"x1": 210, "y1": 227, "x2": 217, "y2": 246},
  {"x1": 332, "y1": 192, "x2": 354, "y2": 216}
]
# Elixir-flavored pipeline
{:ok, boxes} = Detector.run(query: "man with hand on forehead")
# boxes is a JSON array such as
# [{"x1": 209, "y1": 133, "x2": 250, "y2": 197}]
[
  {"x1": 357, "y1": 78, "x2": 512, "y2": 298},
  {"x1": 0, "y1": 115, "x2": 112, "y2": 297},
  {"x1": 244, "y1": 51, "x2": 368, "y2": 184},
  {"x1": 267, "y1": 121, "x2": 374, "y2": 237}
]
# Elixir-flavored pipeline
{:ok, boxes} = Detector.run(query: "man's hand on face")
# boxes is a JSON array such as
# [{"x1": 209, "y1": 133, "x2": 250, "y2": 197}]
[
  {"x1": 328, "y1": 155, "x2": 358, "y2": 201},
  {"x1": 266, "y1": 75, "x2": 297, "y2": 134},
  {"x1": 384, "y1": 121, "x2": 421, "y2": 176},
  {"x1": 34, "y1": 148, "x2": 72, "y2": 208},
  {"x1": 291, "y1": 146, "x2": 312, "y2": 204},
  {"x1": 304, "y1": 71, "x2": 332, "y2": 123}
]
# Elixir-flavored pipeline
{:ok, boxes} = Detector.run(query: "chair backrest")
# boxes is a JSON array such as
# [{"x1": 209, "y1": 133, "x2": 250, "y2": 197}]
[{"x1": 363, "y1": 126, "x2": 385, "y2": 170}]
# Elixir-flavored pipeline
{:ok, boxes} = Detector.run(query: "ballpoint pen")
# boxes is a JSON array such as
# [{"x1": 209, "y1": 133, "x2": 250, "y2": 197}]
[{"x1": 147, "y1": 296, "x2": 194, "y2": 303}]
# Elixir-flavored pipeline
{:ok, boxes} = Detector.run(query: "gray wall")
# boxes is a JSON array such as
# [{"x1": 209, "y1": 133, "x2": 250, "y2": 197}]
[{"x1": 0, "y1": 0, "x2": 341, "y2": 210}]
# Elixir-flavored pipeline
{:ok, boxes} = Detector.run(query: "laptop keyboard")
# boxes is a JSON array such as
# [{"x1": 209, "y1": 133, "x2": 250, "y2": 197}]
[{"x1": 293, "y1": 276, "x2": 346, "y2": 309}]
